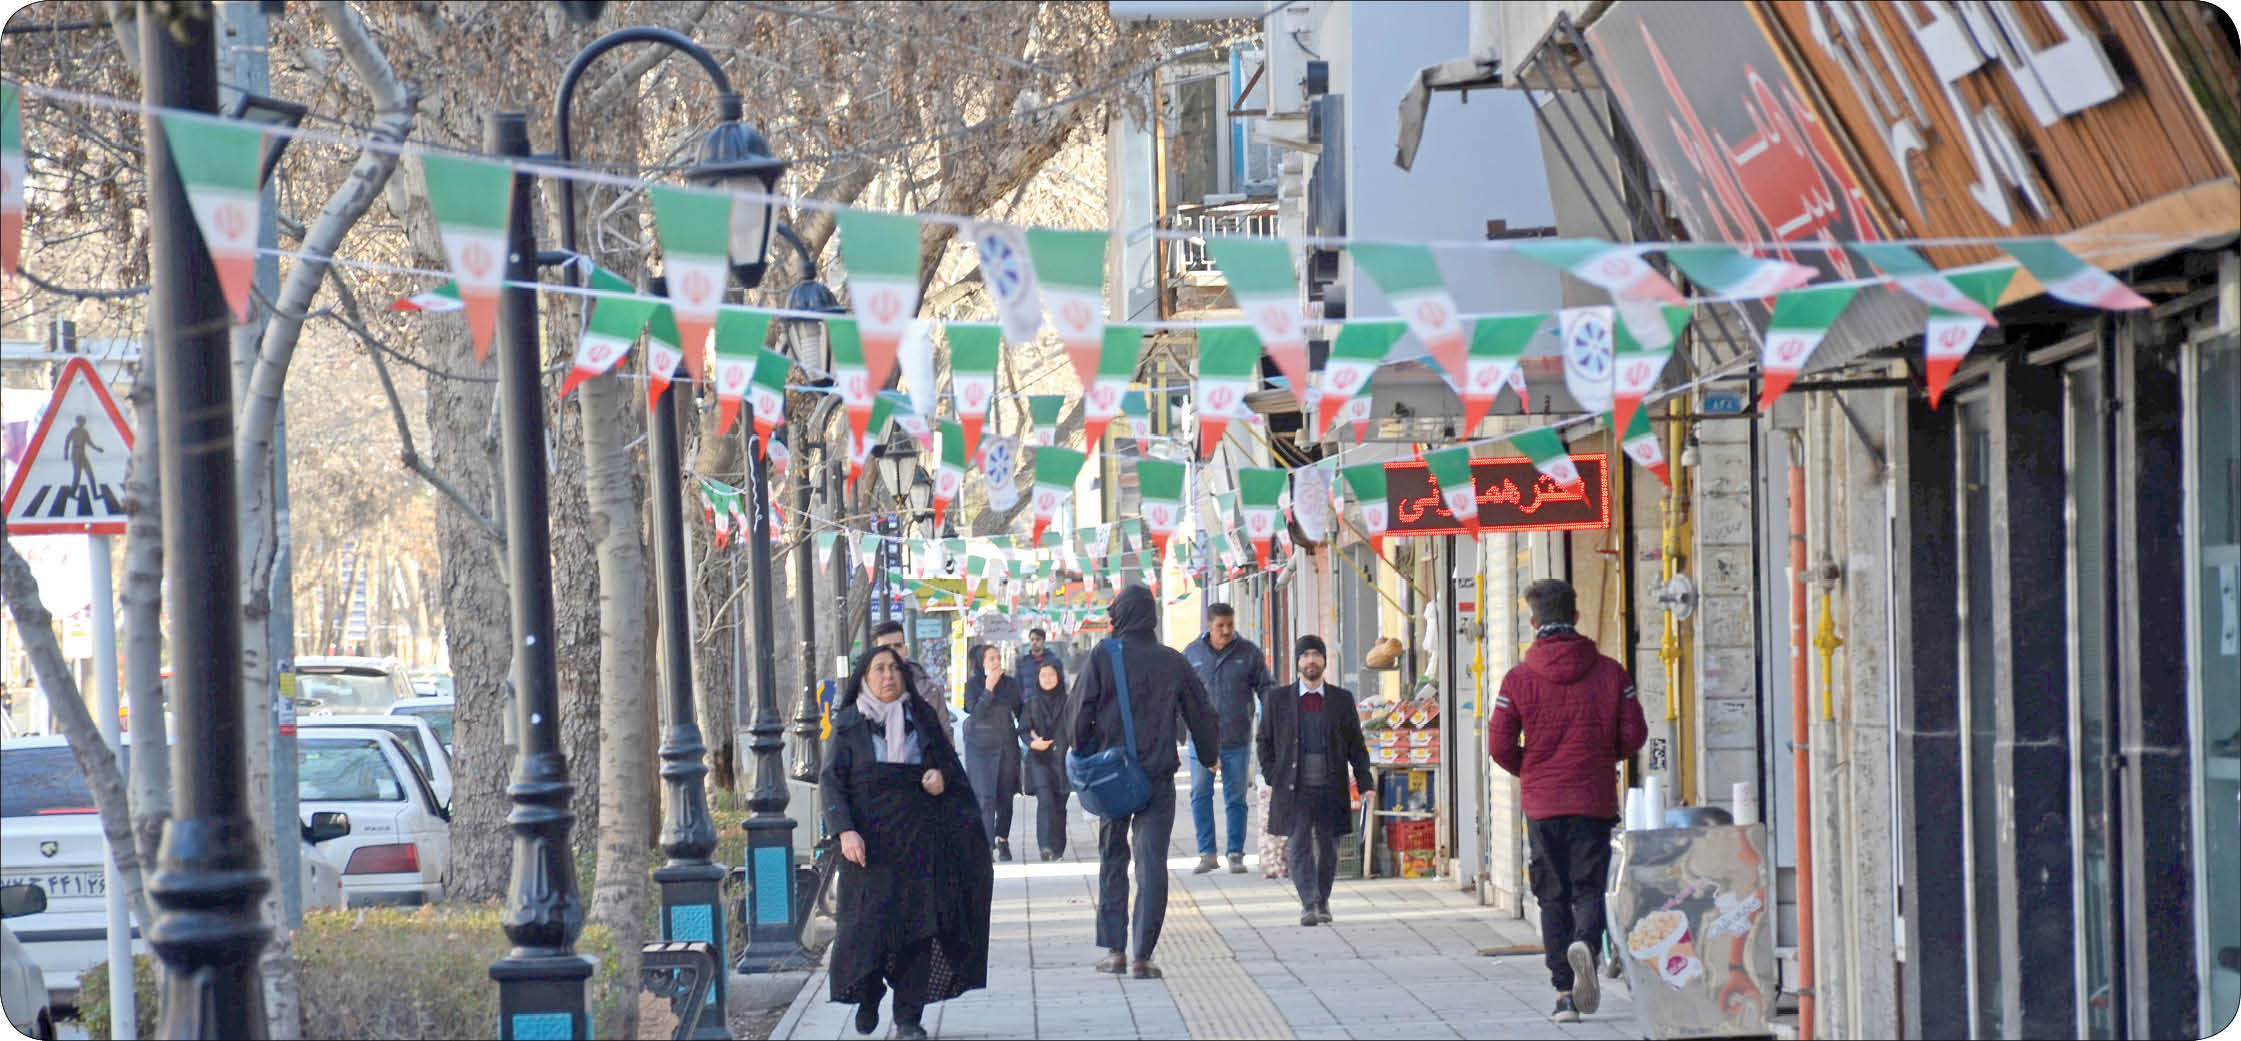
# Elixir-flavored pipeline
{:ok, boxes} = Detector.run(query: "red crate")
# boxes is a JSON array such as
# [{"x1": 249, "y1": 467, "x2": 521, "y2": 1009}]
[{"x1": 1384, "y1": 819, "x2": 1435, "y2": 854}]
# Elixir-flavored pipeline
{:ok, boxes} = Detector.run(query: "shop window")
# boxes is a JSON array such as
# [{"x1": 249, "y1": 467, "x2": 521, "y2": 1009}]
[
  {"x1": 2065, "y1": 360, "x2": 2118, "y2": 1039},
  {"x1": 2190, "y1": 330, "x2": 2240, "y2": 1034}
]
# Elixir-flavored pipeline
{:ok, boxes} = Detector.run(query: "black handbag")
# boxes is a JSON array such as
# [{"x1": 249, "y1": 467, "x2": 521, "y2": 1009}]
[{"x1": 1065, "y1": 640, "x2": 1152, "y2": 819}]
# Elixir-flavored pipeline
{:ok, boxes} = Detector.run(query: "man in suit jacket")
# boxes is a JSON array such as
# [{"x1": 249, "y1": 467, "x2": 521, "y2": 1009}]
[{"x1": 1255, "y1": 635, "x2": 1375, "y2": 927}]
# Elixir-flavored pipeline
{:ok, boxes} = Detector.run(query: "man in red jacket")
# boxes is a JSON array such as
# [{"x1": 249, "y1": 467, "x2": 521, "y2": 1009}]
[{"x1": 1489, "y1": 578, "x2": 1648, "y2": 1024}]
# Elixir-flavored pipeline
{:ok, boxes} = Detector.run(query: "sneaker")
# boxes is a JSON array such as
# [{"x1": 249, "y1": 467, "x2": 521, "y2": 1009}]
[
  {"x1": 1300, "y1": 908, "x2": 1321, "y2": 927},
  {"x1": 1552, "y1": 994, "x2": 1580, "y2": 1023},
  {"x1": 1567, "y1": 941, "x2": 1600, "y2": 1015},
  {"x1": 1228, "y1": 853, "x2": 1247, "y2": 873},
  {"x1": 1130, "y1": 959, "x2": 1163, "y2": 979},
  {"x1": 1095, "y1": 951, "x2": 1127, "y2": 974},
  {"x1": 1193, "y1": 854, "x2": 1220, "y2": 874},
  {"x1": 1316, "y1": 902, "x2": 1333, "y2": 924}
]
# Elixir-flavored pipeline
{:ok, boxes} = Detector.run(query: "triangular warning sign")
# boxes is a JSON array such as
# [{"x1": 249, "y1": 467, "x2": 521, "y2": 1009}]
[{"x1": 2, "y1": 357, "x2": 136, "y2": 535}]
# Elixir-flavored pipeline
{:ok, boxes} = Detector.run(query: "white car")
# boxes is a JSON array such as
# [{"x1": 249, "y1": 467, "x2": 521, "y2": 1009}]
[
  {"x1": 295, "y1": 728, "x2": 450, "y2": 908},
  {"x1": 298, "y1": 714, "x2": 452, "y2": 807},
  {"x1": 0, "y1": 735, "x2": 349, "y2": 1008},
  {"x1": 293, "y1": 656, "x2": 415, "y2": 715},
  {"x1": 2, "y1": 883, "x2": 54, "y2": 1040},
  {"x1": 387, "y1": 696, "x2": 455, "y2": 757}
]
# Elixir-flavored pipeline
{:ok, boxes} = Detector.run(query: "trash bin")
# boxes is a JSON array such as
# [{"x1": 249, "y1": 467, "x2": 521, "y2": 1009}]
[{"x1": 1606, "y1": 821, "x2": 1776, "y2": 1039}]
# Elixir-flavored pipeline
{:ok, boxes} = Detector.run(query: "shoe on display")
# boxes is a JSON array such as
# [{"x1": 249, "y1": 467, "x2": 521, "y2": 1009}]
[
  {"x1": 1552, "y1": 994, "x2": 1580, "y2": 1023},
  {"x1": 1096, "y1": 951, "x2": 1127, "y2": 974},
  {"x1": 1228, "y1": 853, "x2": 1247, "y2": 874},
  {"x1": 1567, "y1": 941, "x2": 1601, "y2": 1015},
  {"x1": 1193, "y1": 854, "x2": 1220, "y2": 874}
]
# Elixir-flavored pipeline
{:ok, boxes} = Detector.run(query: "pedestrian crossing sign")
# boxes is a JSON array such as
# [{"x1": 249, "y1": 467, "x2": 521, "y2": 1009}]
[{"x1": 2, "y1": 357, "x2": 134, "y2": 535}]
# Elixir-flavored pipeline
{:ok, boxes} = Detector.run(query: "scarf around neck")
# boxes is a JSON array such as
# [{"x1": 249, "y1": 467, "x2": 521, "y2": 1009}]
[{"x1": 857, "y1": 692, "x2": 912, "y2": 763}]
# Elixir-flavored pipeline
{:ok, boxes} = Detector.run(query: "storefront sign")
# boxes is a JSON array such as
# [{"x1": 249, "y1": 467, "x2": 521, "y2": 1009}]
[{"x1": 1383, "y1": 454, "x2": 1611, "y2": 536}]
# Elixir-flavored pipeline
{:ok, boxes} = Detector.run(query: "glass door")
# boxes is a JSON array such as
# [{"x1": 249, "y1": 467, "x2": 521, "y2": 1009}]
[
  {"x1": 1956, "y1": 391, "x2": 2006, "y2": 1038},
  {"x1": 2065, "y1": 360, "x2": 2119, "y2": 1039},
  {"x1": 2189, "y1": 330, "x2": 2240, "y2": 1036}
]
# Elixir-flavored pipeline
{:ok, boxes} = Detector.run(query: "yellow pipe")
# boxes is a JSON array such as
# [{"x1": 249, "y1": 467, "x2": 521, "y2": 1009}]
[
  {"x1": 1815, "y1": 587, "x2": 1842, "y2": 722},
  {"x1": 1472, "y1": 570, "x2": 1487, "y2": 721}
]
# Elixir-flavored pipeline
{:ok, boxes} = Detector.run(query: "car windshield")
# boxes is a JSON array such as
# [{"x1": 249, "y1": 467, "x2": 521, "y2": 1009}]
[
  {"x1": 0, "y1": 746, "x2": 127, "y2": 817},
  {"x1": 392, "y1": 706, "x2": 454, "y2": 748},
  {"x1": 298, "y1": 738, "x2": 404, "y2": 802},
  {"x1": 297, "y1": 671, "x2": 401, "y2": 713}
]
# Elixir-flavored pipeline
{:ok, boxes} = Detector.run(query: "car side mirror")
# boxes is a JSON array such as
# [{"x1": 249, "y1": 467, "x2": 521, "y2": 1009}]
[
  {"x1": 303, "y1": 810, "x2": 352, "y2": 844},
  {"x1": 0, "y1": 882, "x2": 47, "y2": 918}
]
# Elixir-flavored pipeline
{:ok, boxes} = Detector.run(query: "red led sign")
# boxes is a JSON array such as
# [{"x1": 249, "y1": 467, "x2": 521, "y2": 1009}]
[{"x1": 1383, "y1": 453, "x2": 1611, "y2": 536}]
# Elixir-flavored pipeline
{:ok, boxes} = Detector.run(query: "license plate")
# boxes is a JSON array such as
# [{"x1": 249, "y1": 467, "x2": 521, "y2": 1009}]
[{"x1": 1, "y1": 870, "x2": 106, "y2": 899}]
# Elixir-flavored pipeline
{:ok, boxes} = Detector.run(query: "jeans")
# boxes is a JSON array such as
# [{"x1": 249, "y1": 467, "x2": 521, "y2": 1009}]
[
  {"x1": 977, "y1": 783, "x2": 1014, "y2": 848},
  {"x1": 1187, "y1": 741, "x2": 1251, "y2": 856},
  {"x1": 1289, "y1": 785, "x2": 1339, "y2": 910},
  {"x1": 1527, "y1": 815, "x2": 1616, "y2": 991},
  {"x1": 1095, "y1": 781, "x2": 1178, "y2": 959}
]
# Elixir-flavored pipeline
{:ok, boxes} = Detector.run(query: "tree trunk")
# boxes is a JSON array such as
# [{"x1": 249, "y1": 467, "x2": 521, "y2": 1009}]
[
  {"x1": 545, "y1": 365, "x2": 604, "y2": 857},
  {"x1": 121, "y1": 373, "x2": 169, "y2": 876},
  {"x1": 690, "y1": 415, "x2": 742, "y2": 795}
]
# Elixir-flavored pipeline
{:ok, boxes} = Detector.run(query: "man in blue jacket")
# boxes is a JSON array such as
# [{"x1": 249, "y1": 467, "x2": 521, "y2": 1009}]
[
  {"x1": 1013, "y1": 627, "x2": 1063, "y2": 697},
  {"x1": 1182, "y1": 602, "x2": 1274, "y2": 874}
]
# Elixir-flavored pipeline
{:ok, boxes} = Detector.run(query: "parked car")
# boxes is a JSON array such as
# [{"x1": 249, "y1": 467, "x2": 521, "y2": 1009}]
[
  {"x1": 406, "y1": 668, "x2": 454, "y2": 701},
  {"x1": 2, "y1": 883, "x2": 54, "y2": 1040},
  {"x1": 293, "y1": 656, "x2": 415, "y2": 715},
  {"x1": 295, "y1": 728, "x2": 450, "y2": 908},
  {"x1": 0, "y1": 735, "x2": 350, "y2": 1008},
  {"x1": 298, "y1": 714, "x2": 451, "y2": 807},
  {"x1": 386, "y1": 695, "x2": 455, "y2": 757}
]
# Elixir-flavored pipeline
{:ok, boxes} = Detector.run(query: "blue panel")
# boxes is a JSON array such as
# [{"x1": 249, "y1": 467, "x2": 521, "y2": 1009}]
[
  {"x1": 668, "y1": 902, "x2": 714, "y2": 944},
  {"x1": 510, "y1": 1011, "x2": 574, "y2": 1041},
  {"x1": 753, "y1": 845, "x2": 791, "y2": 925}
]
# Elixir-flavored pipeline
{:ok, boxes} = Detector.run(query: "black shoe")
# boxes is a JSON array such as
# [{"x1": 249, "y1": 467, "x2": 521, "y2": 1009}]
[
  {"x1": 894, "y1": 1019, "x2": 929, "y2": 1040},
  {"x1": 1300, "y1": 908, "x2": 1320, "y2": 927},
  {"x1": 996, "y1": 838, "x2": 1013, "y2": 862},
  {"x1": 1552, "y1": 994, "x2": 1579, "y2": 1023},
  {"x1": 854, "y1": 992, "x2": 882, "y2": 1035},
  {"x1": 1316, "y1": 901, "x2": 1333, "y2": 924},
  {"x1": 1567, "y1": 941, "x2": 1601, "y2": 1015},
  {"x1": 1040, "y1": 848, "x2": 1056, "y2": 861}
]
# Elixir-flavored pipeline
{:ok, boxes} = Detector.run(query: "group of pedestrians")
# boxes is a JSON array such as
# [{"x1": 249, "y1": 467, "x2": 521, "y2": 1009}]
[{"x1": 820, "y1": 577, "x2": 1646, "y2": 1036}]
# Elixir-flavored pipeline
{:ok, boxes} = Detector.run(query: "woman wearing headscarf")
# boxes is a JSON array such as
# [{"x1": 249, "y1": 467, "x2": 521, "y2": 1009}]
[
  {"x1": 962, "y1": 643, "x2": 1026, "y2": 860},
  {"x1": 822, "y1": 645, "x2": 993, "y2": 1040},
  {"x1": 1018, "y1": 659, "x2": 1072, "y2": 861}
]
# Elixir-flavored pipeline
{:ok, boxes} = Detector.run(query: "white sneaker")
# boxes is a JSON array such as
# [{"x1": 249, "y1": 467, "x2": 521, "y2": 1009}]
[{"x1": 1567, "y1": 941, "x2": 1600, "y2": 1015}]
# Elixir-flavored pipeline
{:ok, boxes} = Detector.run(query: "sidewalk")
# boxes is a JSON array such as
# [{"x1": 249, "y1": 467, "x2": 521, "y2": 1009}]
[{"x1": 770, "y1": 775, "x2": 1639, "y2": 1040}]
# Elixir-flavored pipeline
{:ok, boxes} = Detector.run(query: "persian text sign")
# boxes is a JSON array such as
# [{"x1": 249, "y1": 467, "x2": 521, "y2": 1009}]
[{"x1": 1383, "y1": 454, "x2": 1610, "y2": 536}]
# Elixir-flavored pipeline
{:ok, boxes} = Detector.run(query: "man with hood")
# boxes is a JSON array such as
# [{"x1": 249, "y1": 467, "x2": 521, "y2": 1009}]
[
  {"x1": 1489, "y1": 578, "x2": 1648, "y2": 1024},
  {"x1": 1069, "y1": 584, "x2": 1221, "y2": 979}
]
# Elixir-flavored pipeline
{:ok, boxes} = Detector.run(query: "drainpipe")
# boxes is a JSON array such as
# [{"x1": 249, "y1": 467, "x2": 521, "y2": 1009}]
[{"x1": 1786, "y1": 429, "x2": 1817, "y2": 1040}]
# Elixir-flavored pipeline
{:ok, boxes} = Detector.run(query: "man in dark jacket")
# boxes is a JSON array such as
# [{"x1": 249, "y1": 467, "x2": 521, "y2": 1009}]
[
  {"x1": 1069, "y1": 584, "x2": 1220, "y2": 979},
  {"x1": 1181, "y1": 602, "x2": 1274, "y2": 874},
  {"x1": 1013, "y1": 627, "x2": 1064, "y2": 696},
  {"x1": 873, "y1": 620, "x2": 953, "y2": 728},
  {"x1": 1256, "y1": 634, "x2": 1374, "y2": 926},
  {"x1": 1489, "y1": 579, "x2": 1649, "y2": 1024}
]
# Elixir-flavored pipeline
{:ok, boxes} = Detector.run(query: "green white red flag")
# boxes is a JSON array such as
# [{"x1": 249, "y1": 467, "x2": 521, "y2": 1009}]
[
  {"x1": 1207, "y1": 237, "x2": 1314, "y2": 403},
  {"x1": 1610, "y1": 304, "x2": 1691, "y2": 443},
  {"x1": 1137, "y1": 458, "x2": 1187, "y2": 563},
  {"x1": 420, "y1": 153, "x2": 517, "y2": 362},
  {"x1": 1758, "y1": 285, "x2": 1860, "y2": 411},
  {"x1": 1661, "y1": 244, "x2": 1815, "y2": 301},
  {"x1": 647, "y1": 185, "x2": 734, "y2": 384},
  {"x1": 746, "y1": 348, "x2": 792, "y2": 456},
  {"x1": 1515, "y1": 238, "x2": 1684, "y2": 304},
  {"x1": 1849, "y1": 242, "x2": 1995, "y2": 324},
  {"x1": 559, "y1": 267, "x2": 656, "y2": 398},
  {"x1": 1030, "y1": 446, "x2": 1086, "y2": 545},
  {"x1": 1195, "y1": 326, "x2": 1261, "y2": 459},
  {"x1": 2002, "y1": 238, "x2": 2151, "y2": 311},
  {"x1": 835, "y1": 209, "x2": 922, "y2": 398},
  {"x1": 1319, "y1": 320, "x2": 1403, "y2": 439},
  {"x1": 1237, "y1": 467, "x2": 1288, "y2": 569},
  {"x1": 390, "y1": 282, "x2": 463, "y2": 312},
  {"x1": 1028, "y1": 395, "x2": 1063, "y2": 448},
  {"x1": 1923, "y1": 266, "x2": 2019, "y2": 409},
  {"x1": 1350, "y1": 243, "x2": 1468, "y2": 392},
  {"x1": 1620, "y1": 401, "x2": 1670, "y2": 489},
  {"x1": 1026, "y1": 227, "x2": 1108, "y2": 390},
  {"x1": 1339, "y1": 461, "x2": 1391, "y2": 557},
  {"x1": 932, "y1": 419, "x2": 966, "y2": 532},
  {"x1": 1082, "y1": 325, "x2": 1141, "y2": 456},
  {"x1": 827, "y1": 317, "x2": 876, "y2": 459},
  {"x1": 1508, "y1": 426, "x2": 1582, "y2": 490},
  {"x1": 645, "y1": 305, "x2": 686, "y2": 410},
  {"x1": 1462, "y1": 314, "x2": 1545, "y2": 434},
  {"x1": 158, "y1": 112, "x2": 267, "y2": 322},
  {"x1": 848, "y1": 393, "x2": 898, "y2": 492},
  {"x1": 711, "y1": 309, "x2": 774, "y2": 436},
  {"x1": 1424, "y1": 446, "x2": 1480, "y2": 536},
  {"x1": 946, "y1": 325, "x2": 1001, "y2": 465},
  {"x1": 2, "y1": 85, "x2": 21, "y2": 279}
]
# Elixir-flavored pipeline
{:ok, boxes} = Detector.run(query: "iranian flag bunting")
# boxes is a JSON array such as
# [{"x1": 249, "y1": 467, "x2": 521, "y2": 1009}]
[
  {"x1": 1759, "y1": 285, "x2": 1860, "y2": 411},
  {"x1": 933, "y1": 419, "x2": 966, "y2": 532},
  {"x1": 1923, "y1": 266, "x2": 2019, "y2": 409},
  {"x1": 747, "y1": 348, "x2": 791, "y2": 456},
  {"x1": 888, "y1": 389, "x2": 932, "y2": 454},
  {"x1": 1319, "y1": 320, "x2": 1403, "y2": 439},
  {"x1": 1083, "y1": 325, "x2": 1142, "y2": 455},
  {"x1": 420, "y1": 153, "x2": 517, "y2": 362},
  {"x1": 946, "y1": 324, "x2": 1002, "y2": 464},
  {"x1": 1610, "y1": 304, "x2": 1691, "y2": 442},
  {"x1": 1, "y1": 85, "x2": 21, "y2": 279},
  {"x1": 711, "y1": 309, "x2": 774, "y2": 436},
  {"x1": 1559, "y1": 306, "x2": 1616, "y2": 415},
  {"x1": 1237, "y1": 467, "x2": 1288, "y2": 570},
  {"x1": 1029, "y1": 395, "x2": 1063, "y2": 447},
  {"x1": 647, "y1": 185, "x2": 733, "y2": 384},
  {"x1": 158, "y1": 112, "x2": 266, "y2": 322},
  {"x1": 816, "y1": 531, "x2": 838, "y2": 576},
  {"x1": 1195, "y1": 326, "x2": 1261, "y2": 459},
  {"x1": 1206, "y1": 237, "x2": 1314, "y2": 401},
  {"x1": 1508, "y1": 426, "x2": 1582, "y2": 489},
  {"x1": 559, "y1": 267, "x2": 657, "y2": 398},
  {"x1": 1462, "y1": 314, "x2": 1546, "y2": 434},
  {"x1": 1515, "y1": 238, "x2": 1684, "y2": 303},
  {"x1": 1849, "y1": 242, "x2": 1996, "y2": 324},
  {"x1": 1350, "y1": 243, "x2": 1469, "y2": 392},
  {"x1": 1137, "y1": 458, "x2": 1186, "y2": 563},
  {"x1": 2002, "y1": 238, "x2": 2151, "y2": 311},
  {"x1": 848, "y1": 394, "x2": 898, "y2": 492},
  {"x1": 699, "y1": 479, "x2": 739, "y2": 549},
  {"x1": 1030, "y1": 447, "x2": 1086, "y2": 545},
  {"x1": 1661, "y1": 244, "x2": 1816, "y2": 301},
  {"x1": 391, "y1": 282, "x2": 463, "y2": 312},
  {"x1": 1424, "y1": 447, "x2": 1480, "y2": 536},
  {"x1": 1026, "y1": 228, "x2": 1108, "y2": 389},
  {"x1": 971, "y1": 221, "x2": 1045, "y2": 344},
  {"x1": 645, "y1": 305, "x2": 686, "y2": 411},
  {"x1": 835, "y1": 209, "x2": 923, "y2": 396},
  {"x1": 1621, "y1": 401, "x2": 1670, "y2": 489},
  {"x1": 827, "y1": 317, "x2": 875, "y2": 457},
  {"x1": 1339, "y1": 461, "x2": 1391, "y2": 557}
]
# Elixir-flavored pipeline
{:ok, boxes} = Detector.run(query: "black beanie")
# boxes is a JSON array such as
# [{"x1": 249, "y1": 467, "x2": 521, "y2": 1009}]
[{"x1": 1295, "y1": 635, "x2": 1328, "y2": 659}]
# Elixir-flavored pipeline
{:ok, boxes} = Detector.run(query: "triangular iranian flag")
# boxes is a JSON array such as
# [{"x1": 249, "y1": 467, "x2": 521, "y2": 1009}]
[
  {"x1": 827, "y1": 317, "x2": 875, "y2": 459},
  {"x1": 1237, "y1": 467, "x2": 1288, "y2": 569},
  {"x1": 932, "y1": 419, "x2": 966, "y2": 532},
  {"x1": 390, "y1": 283, "x2": 463, "y2": 312},
  {"x1": 1083, "y1": 325, "x2": 1141, "y2": 455},
  {"x1": 2002, "y1": 239, "x2": 2151, "y2": 311},
  {"x1": 645, "y1": 305, "x2": 686, "y2": 411},
  {"x1": 1462, "y1": 314, "x2": 1546, "y2": 434},
  {"x1": 1028, "y1": 395, "x2": 1063, "y2": 447},
  {"x1": 711, "y1": 309, "x2": 774, "y2": 436},
  {"x1": 559, "y1": 267, "x2": 657, "y2": 398},
  {"x1": 859, "y1": 533, "x2": 882, "y2": 580},
  {"x1": 1030, "y1": 446, "x2": 1086, "y2": 545},
  {"x1": 1621, "y1": 401, "x2": 1670, "y2": 489},
  {"x1": 1026, "y1": 227, "x2": 1108, "y2": 389},
  {"x1": 1196, "y1": 326, "x2": 1263, "y2": 458},
  {"x1": 1206, "y1": 237, "x2": 1313, "y2": 402},
  {"x1": 1424, "y1": 446, "x2": 1480, "y2": 536},
  {"x1": 1514, "y1": 238, "x2": 1684, "y2": 303},
  {"x1": 699, "y1": 478, "x2": 738, "y2": 549},
  {"x1": 1850, "y1": 242, "x2": 1995, "y2": 324},
  {"x1": 1137, "y1": 458, "x2": 1187, "y2": 563},
  {"x1": 746, "y1": 348, "x2": 792, "y2": 456},
  {"x1": 158, "y1": 112, "x2": 267, "y2": 322},
  {"x1": 1320, "y1": 320, "x2": 1405, "y2": 439},
  {"x1": 647, "y1": 185, "x2": 733, "y2": 385},
  {"x1": 1610, "y1": 304, "x2": 1692, "y2": 442},
  {"x1": 848, "y1": 393, "x2": 899, "y2": 492},
  {"x1": 946, "y1": 324, "x2": 1001, "y2": 465},
  {"x1": 836, "y1": 209, "x2": 922, "y2": 397},
  {"x1": 1508, "y1": 426, "x2": 1582, "y2": 489},
  {"x1": 1339, "y1": 461, "x2": 1391, "y2": 557},
  {"x1": 1350, "y1": 243, "x2": 1468, "y2": 392},
  {"x1": 1923, "y1": 266, "x2": 2019, "y2": 409},
  {"x1": 816, "y1": 531, "x2": 838, "y2": 576},
  {"x1": 1759, "y1": 285, "x2": 1860, "y2": 411},
  {"x1": 887, "y1": 389, "x2": 932, "y2": 454},
  {"x1": 2, "y1": 85, "x2": 22, "y2": 279},
  {"x1": 1661, "y1": 244, "x2": 1816, "y2": 301},
  {"x1": 420, "y1": 153, "x2": 517, "y2": 362}
]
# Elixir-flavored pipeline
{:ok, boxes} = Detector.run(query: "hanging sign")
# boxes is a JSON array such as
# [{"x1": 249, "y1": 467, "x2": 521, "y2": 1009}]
[{"x1": 1382, "y1": 454, "x2": 1611, "y2": 536}]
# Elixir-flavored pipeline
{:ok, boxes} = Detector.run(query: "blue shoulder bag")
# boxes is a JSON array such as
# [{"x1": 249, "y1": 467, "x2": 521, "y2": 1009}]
[{"x1": 1065, "y1": 640, "x2": 1152, "y2": 819}]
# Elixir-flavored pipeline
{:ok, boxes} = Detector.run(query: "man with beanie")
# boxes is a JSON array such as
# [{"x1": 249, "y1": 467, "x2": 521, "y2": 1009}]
[
  {"x1": 1489, "y1": 579, "x2": 1648, "y2": 1023},
  {"x1": 1256, "y1": 634, "x2": 1375, "y2": 926},
  {"x1": 1069, "y1": 584, "x2": 1221, "y2": 979}
]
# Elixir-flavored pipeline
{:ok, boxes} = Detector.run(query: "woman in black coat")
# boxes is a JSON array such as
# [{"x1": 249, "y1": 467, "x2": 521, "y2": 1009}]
[
  {"x1": 1018, "y1": 660, "x2": 1072, "y2": 861},
  {"x1": 821, "y1": 646, "x2": 993, "y2": 1040},
  {"x1": 962, "y1": 643, "x2": 1026, "y2": 860}
]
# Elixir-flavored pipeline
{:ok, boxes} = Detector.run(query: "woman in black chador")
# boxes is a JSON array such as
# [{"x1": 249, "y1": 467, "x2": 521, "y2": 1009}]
[
  {"x1": 822, "y1": 645, "x2": 993, "y2": 1040},
  {"x1": 1019, "y1": 660, "x2": 1072, "y2": 861},
  {"x1": 961, "y1": 643, "x2": 1026, "y2": 860}
]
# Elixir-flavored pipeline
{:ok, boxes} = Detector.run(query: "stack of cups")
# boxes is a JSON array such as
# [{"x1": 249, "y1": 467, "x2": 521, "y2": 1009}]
[
  {"x1": 1623, "y1": 788, "x2": 1649, "y2": 830},
  {"x1": 1732, "y1": 781, "x2": 1759, "y2": 825},
  {"x1": 1643, "y1": 775, "x2": 1667, "y2": 828}
]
